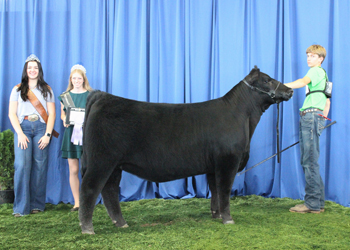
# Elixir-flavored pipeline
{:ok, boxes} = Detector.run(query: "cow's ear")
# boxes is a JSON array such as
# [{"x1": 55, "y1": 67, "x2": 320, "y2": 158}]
[
  {"x1": 249, "y1": 67, "x2": 255, "y2": 75},
  {"x1": 249, "y1": 66, "x2": 260, "y2": 82},
  {"x1": 250, "y1": 66, "x2": 260, "y2": 75},
  {"x1": 254, "y1": 65, "x2": 260, "y2": 79},
  {"x1": 254, "y1": 65, "x2": 260, "y2": 74}
]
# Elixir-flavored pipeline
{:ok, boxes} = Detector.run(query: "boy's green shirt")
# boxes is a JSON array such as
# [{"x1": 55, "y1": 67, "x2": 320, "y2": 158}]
[{"x1": 300, "y1": 66, "x2": 327, "y2": 111}]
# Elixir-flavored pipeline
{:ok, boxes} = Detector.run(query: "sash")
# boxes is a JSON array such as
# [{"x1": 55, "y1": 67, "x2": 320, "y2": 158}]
[{"x1": 17, "y1": 84, "x2": 59, "y2": 138}]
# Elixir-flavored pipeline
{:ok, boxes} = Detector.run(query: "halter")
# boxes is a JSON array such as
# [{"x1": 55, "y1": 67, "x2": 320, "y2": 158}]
[
  {"x1": 242, "y1": 78, "x2": 282, "y2": 162},
  {"x1": 242, "y1": 79, "x2": 281, "y2": 103}
]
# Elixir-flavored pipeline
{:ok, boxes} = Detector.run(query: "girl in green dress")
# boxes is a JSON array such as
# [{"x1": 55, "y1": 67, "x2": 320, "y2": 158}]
[{"x1": 58, "y1": 65, "x2": 92, "y2": 211}]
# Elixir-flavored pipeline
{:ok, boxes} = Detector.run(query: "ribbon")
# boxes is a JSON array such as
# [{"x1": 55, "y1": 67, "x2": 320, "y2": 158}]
[{"x1": 71, "y1": 114, "x2": 84, "y2": 145}]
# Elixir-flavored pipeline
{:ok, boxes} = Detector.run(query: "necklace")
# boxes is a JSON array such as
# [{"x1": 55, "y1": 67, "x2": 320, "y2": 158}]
[{"x1": 29, "y1": 85, "x2": 37, "y2": 89}]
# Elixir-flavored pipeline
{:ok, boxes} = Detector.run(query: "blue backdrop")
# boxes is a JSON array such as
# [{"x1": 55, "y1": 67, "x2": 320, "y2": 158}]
[{"x1": 0, "y1": 0, "x2": 349, "y2": 207}]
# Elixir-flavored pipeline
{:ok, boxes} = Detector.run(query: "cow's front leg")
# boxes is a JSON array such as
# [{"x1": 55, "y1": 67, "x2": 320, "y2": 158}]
[
  {"x1": 207, "y1": 173, "x2": 221, "y2": 219},
  {"x1": 101, "y1": 167, "x2": 128, "y2": 228},
  {"x1": 216, "y1": 156, "x2": 240, "y2": 224}
]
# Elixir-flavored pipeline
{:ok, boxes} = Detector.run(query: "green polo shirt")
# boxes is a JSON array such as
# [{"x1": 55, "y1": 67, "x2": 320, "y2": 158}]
[{"x1": 300, "y1": 66, "x2": 327, "y2": 111}]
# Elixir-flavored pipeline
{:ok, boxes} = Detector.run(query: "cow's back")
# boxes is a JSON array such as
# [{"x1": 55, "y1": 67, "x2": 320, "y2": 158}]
[{"x1": 83, "y1": 92, "x2": 250, "y2": 182}]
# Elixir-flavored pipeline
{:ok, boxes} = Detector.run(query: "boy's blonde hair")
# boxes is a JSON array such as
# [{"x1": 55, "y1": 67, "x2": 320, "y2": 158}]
[{"x1": 306, "y1": 45, "x2": 326, "y2": 64}]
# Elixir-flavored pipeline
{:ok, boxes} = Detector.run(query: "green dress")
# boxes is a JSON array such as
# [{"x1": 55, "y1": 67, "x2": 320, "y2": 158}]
[{"x1": 58, "y1": 91, "x2": 89, "y2": 159}]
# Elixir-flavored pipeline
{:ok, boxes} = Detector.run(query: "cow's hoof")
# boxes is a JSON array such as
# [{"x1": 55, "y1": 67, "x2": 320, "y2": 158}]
[
  {"x1": 114, "y1": 221, "x2": 129, "y2": 228},
  {"x1": 212, "y1": 214, "x2": 222, "y2": 219},
  {"x1": 223, "y1": 220, "x2": 235, "y2": 225},
  {"x1": 82, "y1": 230, "x2": 95, "y2": 235}
]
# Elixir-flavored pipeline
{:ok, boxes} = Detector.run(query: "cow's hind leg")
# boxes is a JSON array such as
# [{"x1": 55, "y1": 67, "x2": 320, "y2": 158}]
[
  {"x1": 207, "y1": 173, "x2": 221, "y2": 219},
  {"x1": 79, "y1": 176, "x2": 103, "y2": 234},
  {"x1": 101, "y1": 167, "x2": 128, "y2": 228},
  {"x1": 79, "y1": 162, "x2": 118, "y2": 234}
]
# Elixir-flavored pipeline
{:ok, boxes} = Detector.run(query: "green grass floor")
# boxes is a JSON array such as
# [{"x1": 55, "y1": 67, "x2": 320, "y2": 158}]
[{"x1": 1, "y1": 195, "x2": 349, "y2": 249}]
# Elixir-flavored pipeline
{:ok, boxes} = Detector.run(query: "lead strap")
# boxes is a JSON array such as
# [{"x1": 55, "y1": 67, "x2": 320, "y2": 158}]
[{"x1": 277, "y1": 103, "x2": 280, "y2": 163}]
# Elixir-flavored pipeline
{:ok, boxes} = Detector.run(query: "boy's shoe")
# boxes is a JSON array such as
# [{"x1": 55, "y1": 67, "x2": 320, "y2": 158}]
[
  {"x1": 289, "y1": 204, "x2": 321, "y2": 214},
  {"x1": 292, "y1": 204, "x2": 324, "y2": 212},
  {"x1": 30, "y1": 209, "x2": 41, "y2": 214},
  {"x1": 14, "y1": 213, "x2": 21, "y2": 217}
]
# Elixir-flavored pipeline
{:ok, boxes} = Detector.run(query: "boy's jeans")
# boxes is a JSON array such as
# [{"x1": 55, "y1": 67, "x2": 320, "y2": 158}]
[
  {"x1": 13, "y1": 120, "x2": 49, "y2": 216},
  {"x1": 299, "y1": 110, "x2": 325, "y2": 211}
]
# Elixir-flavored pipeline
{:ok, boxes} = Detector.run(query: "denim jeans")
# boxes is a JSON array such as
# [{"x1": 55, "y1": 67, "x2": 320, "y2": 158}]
[
  {"x1": 299, "y1": 110, "x2": 325, "y2": 211},
  {"x1": 13, "y1": 120, "x2": 49, "y2": 216}
]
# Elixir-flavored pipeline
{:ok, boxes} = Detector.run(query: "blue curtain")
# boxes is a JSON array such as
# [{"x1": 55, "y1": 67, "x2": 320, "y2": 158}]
[{"x1": 0, "y1": 0, "x2": 349, "y2": 207}]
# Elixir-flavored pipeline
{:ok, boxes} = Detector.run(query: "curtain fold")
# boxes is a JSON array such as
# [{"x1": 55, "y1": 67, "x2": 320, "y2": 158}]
[{"x1": 0, "y1": 0, "x2": 349, "y2": 207}]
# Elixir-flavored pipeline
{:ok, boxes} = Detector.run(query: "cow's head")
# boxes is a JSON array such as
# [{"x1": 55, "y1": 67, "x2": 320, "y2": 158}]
[{"x1": 243, "y1": 66, "x2": 293, "y2": 104}]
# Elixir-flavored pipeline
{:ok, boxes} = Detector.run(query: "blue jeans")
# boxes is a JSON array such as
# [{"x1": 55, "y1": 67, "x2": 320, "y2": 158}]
[
  {"x1": 299, "y1": 110, "x2": 325, "y2": 211},
  {"x1": 13, "y1": 120, "x2": 49, "y2": 216}
]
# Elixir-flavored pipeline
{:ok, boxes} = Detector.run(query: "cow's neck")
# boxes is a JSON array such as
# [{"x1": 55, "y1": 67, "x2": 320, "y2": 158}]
[
  {"x1": 223, "y1": 82, "x2": 274, "y2": 136},
  {"x1": 225, "y1": 82, "x2": 272, "y2": 115}
]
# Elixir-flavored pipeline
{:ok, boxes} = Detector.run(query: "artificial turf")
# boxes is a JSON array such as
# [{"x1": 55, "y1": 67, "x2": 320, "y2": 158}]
[{"x1": 0, "y1": 195, "x2": 349, "y2": 249}]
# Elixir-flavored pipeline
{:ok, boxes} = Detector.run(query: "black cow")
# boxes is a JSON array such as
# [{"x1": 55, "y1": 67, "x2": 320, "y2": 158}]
[{"x1": 79, "y1": 66, "x2": 293, "y2": 234}]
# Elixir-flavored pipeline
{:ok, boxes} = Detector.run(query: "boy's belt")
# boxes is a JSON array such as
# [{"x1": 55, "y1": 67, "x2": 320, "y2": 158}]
[{"x1": 299, "y1": 108, "x2": 322, "y2": 116}]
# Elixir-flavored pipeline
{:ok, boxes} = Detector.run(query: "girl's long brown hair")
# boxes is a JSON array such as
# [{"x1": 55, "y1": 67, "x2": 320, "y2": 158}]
[{"x1": 17, "y1": 60, "x2": 52, "y2": 101}]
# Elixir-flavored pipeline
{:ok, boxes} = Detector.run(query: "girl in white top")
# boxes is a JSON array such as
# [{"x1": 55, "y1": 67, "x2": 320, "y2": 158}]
[{"x1": 8, "y1": 54, "x2": 56, "y2": 217}]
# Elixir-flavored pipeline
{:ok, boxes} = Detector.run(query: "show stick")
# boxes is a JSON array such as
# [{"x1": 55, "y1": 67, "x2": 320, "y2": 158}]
[{"x1": 237, "y1": 120, "x2": 337, "y2": 176}]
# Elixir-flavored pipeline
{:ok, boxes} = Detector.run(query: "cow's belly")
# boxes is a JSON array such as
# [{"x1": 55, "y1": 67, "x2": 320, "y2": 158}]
[{"x1": 121, "y1": 162, "x2": 211, "y2": 183}]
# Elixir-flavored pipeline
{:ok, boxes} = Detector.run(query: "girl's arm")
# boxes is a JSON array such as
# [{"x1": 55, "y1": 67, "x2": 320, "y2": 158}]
[
  {"x1": 8, "y1": 101, "x2": 29, "y2": 149},
  {"x1": 38, "y1": 102, "x2": 56, "y2": 150},
  {"x1": 60, "y1": 102, "x2": 69, "y2": 127}
]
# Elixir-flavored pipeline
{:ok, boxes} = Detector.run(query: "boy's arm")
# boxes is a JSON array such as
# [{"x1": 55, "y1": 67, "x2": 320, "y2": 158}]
[
  {"x1": 284, "y1": 76, "x2": 311, "y2": 89},
  {"x1": 323, "y1": 98, "x2": 331, "y2": 117}
]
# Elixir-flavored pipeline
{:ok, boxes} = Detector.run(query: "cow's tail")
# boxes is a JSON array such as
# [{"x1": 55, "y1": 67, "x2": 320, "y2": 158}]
[
  {"x1": 82, "y1": 90, "x2": 105, "y2": 176},
  {"x1": 84, "y1": 90, "x2": 102, "y2": 124}
]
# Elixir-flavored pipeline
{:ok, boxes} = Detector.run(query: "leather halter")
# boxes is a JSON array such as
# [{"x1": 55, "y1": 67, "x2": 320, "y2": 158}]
[
  {"x1": 242, "y1": 79, "x2": 281, "y2": 103},
  {"x1": 242, "y1": 79, "x2": 282, "y2": 162}
]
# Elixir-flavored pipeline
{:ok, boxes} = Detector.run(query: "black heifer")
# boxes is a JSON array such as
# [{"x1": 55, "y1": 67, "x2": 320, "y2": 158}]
[{"x1": 79, "y1": 66, "x2": 293, "y2": 234}]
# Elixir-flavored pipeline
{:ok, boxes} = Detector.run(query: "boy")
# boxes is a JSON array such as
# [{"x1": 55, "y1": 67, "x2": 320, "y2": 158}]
[{"x1": 285, "y1": 44, "x2": 331, "y2": 214}]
